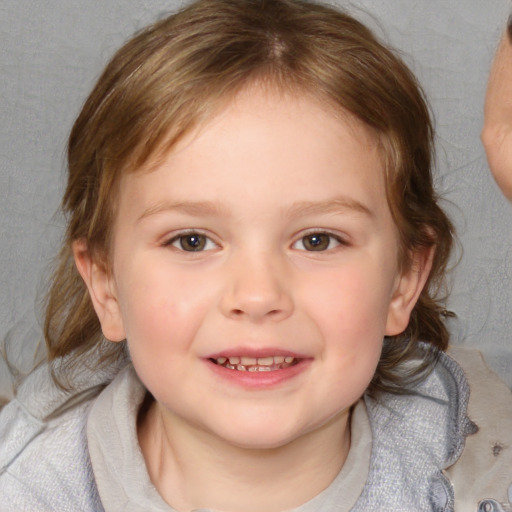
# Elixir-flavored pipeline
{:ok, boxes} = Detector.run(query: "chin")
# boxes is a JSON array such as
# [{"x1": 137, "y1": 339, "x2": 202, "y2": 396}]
[{"x1": 211, "y1": 421, "x2": 308, "y2": 451}]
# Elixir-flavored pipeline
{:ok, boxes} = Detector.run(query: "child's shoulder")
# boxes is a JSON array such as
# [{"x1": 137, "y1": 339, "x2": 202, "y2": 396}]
[
  {"x1": 0, "y1": 395, "x2": 101, "y2": 511},
  {"x1": 0, "y1": 361, "x2": 119, "y2": 511}
]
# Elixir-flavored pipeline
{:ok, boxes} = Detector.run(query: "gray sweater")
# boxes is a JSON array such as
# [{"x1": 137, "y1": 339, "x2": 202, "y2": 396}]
[{"x1": 1, "y1": 348, "x2": 511, "y2": 511}]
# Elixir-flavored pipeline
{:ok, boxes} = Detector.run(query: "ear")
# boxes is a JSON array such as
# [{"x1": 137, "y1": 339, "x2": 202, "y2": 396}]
[
  {"x1": 385, "y1": 246, "x2": 434, "y2": 336},
  {"x1": 72, "y1": 239, "x2": 126, "y2": 342}
]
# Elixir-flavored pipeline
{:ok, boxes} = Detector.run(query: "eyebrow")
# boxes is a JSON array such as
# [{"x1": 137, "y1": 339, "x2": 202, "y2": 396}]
[
  {"x1": 137, "y1": 200, "x2": 229, "y2": 221},
  {"x1": 137, "y1": 196, "x2": 373, "y2": 222},
  {"x1": 508, "y1": 12, "x2": 512, "y2": 41},
  {"x1": 285, "y1": 197, "x2": 374, "y2": 219}
]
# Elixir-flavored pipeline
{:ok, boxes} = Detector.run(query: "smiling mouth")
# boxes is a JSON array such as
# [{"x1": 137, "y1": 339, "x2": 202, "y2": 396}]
[{"x1": 209, "y1": 355, "x2": 299, "y2": 372}]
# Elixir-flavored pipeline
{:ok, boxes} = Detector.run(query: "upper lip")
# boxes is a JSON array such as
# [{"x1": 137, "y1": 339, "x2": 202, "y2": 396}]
[{"x1": 206, "y1": 347, "x2": 309, "y2": 359}]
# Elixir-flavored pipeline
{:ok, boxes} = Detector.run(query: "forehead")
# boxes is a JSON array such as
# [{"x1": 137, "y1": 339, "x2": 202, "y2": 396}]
[{"x1": 117, "y1": 86, "x2": 388, "y2": 221}]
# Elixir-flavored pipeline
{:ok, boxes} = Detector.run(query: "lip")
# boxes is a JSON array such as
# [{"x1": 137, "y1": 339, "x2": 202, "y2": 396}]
[
  {"x1": 206, "y1": 347, "x2": 309, "y2": 360},
  {"x1": 205, "y1": 349, "x2": 312, "y2": 389}
]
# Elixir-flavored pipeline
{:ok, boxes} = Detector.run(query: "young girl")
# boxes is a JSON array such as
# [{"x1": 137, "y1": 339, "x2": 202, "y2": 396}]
[{"x1": 1, "y1": 0, "x2": 511, "y2": 510}]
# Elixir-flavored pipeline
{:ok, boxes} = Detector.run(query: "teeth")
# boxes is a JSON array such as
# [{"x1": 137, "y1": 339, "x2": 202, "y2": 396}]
[
  {"x1": 247, "y1": 365, "x2": 272, "y2": 372},
  {"x1": 213, "y1": 355, "x2": 298, "y2": 371},
  {"x1": 256, "y1": 356, "x2": 274, "y2": 366}
]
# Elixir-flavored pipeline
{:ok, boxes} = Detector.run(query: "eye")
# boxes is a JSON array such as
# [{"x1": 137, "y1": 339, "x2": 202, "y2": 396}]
[
  {"x1": 166, "y1": 232, "x2": 217, "y2": 252},
  {"x1": 293, "y1": 232, "x2": 344, "y2": 252}
]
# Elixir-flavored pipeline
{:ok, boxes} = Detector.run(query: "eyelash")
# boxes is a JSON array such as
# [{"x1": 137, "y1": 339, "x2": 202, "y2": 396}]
[
  {"x1": 292, "y1": 230, "x2": 348, "y2": 252},
  {"x1": 162, "y1": 229, "x2": 348, "y2": 253},
  {"x1": 162, "y1": 230, "x2": 218, "y2": 252}
]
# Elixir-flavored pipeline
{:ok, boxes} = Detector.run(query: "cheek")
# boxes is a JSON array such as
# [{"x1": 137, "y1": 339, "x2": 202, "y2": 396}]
[
  {"x1": 114, "y1": 262, "x2": 216, "y2": 358},
  {"x1": 491, "y1": 162, "x2": 512, "y2": 200},
  {"x1": 301, "y1": 262, "x2": 395, "y2": 396},
  {"x1": 303, "y1": 264, "x2": 395, "y2": 338}
]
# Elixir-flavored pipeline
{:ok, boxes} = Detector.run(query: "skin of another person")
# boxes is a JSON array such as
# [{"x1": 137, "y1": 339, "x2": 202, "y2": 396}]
[
  {"x1": 482, "y1": 17, "x2": 512, "y2": 199},
  {"x1": 73, "y1": 85, "x2": 432, "y2": 512}
]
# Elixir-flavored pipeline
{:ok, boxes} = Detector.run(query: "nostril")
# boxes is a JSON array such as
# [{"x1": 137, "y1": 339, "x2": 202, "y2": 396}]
[{"x1": 230, "y1": 307, "x2": 283, "y2": 318}]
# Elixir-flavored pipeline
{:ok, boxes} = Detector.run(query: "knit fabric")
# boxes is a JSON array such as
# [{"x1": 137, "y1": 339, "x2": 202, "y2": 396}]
[
  {"x1": 353, "y1": 351, "x2": 476, "y2": 511},
  {"x1": 0, "y1": 366, "x2": 104, "y2": 511},
  {"x1": 0, "y1": 347, "x2": 509, "y2": 511}
]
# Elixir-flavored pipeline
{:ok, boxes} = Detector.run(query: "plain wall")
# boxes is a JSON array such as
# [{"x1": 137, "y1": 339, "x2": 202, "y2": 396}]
[{"x1": 1, "y1": 0, "x2": 511, "y2": 395}]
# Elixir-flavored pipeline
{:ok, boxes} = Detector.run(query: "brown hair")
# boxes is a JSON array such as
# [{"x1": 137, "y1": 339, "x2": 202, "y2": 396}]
[{"x1": 44, "y1": 0, "x2": 454, "y2": 394}]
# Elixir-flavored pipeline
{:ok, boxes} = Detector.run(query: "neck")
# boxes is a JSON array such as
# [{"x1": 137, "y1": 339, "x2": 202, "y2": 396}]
[{"x1": 138, "y1": 401, "x2": 351, "y2": 512}]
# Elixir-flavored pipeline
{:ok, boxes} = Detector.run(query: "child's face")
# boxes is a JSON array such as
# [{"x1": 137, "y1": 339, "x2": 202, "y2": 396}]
[{"x1": 84, "y1": 86, "x2": 425, "y2": 450}]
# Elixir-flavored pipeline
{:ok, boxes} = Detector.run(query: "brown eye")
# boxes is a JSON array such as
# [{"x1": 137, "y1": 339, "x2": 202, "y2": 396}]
[
  {"x1": 166, "y1": 231, "x2": 217, "y2": 252},
  {"x1": 301, "y1": 233, "x2": 331, "y2": 251},
  {"x1": 178, "y1": 233, "x2": 207, "y2": 251}
]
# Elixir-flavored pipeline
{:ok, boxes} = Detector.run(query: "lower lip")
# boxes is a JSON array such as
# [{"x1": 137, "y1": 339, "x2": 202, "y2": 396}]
[{"x1": 206, "y1": 359, "x2": 312, "y2": 389}]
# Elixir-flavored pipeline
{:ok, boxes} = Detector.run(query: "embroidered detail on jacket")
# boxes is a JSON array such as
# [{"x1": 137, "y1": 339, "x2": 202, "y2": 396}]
[
  {"x1": 477, "y1": 499, "x2": 510, "y2": 512},
  {"x1": 492, "y1": 442, "x2": 505, "y2": 457},
  {"x1": 478, "y1": 484, "x2": 512, "y2": 512}
]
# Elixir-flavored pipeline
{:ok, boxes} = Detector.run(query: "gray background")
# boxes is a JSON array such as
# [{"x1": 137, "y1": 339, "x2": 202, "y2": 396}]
[{"x1": 1, "y1": 0, "x2": 512, "y2": 396}]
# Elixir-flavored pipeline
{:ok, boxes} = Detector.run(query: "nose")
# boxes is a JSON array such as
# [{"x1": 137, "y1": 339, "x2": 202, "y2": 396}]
[{"x1": 220, "y1": 250, "x2": 294, "y2": 323}]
